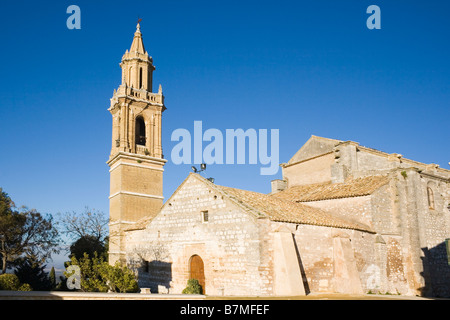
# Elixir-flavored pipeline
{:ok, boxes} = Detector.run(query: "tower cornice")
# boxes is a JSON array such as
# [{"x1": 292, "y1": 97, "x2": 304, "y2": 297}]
[
  {"x1": 121, "y1": 52, "x2": 154, "y2": 65},
  {"x1": 109, "y1": 85, "x2": 166, "y2": 112},
  {"x1": 107, "y1": 151, "x2": 167, "y2": 168}
]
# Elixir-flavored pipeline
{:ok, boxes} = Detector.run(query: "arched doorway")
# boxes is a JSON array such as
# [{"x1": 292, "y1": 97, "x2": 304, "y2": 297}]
[{"x1": 189, "y1": 255, "x2": 205, "y2": 294}]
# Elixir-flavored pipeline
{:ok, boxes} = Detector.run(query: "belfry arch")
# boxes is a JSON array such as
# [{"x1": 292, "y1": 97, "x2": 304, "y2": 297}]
[{"x1": 135, "y1": 116, "x2": 146, "y2": 146}]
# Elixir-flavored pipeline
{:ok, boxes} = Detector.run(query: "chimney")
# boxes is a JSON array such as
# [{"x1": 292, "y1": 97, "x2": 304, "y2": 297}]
[{"x1": 271, "y1": 179, "x2": 287, "y2": 194}]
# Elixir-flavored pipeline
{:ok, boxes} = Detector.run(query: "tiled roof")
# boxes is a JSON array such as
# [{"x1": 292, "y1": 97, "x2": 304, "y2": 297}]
[
  {"x1": 125, "y1": 174, "x2": 375, "y2": 233},
  {"x1": 216, "y1": 184, "x2": 373, "y2": 233},
  {"x1": 271, "y1": 175, "x2": 390, "y2": 202}
]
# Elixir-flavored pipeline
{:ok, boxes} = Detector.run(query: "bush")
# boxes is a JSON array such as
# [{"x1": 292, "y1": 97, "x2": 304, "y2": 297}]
[
  {"x1": 0, "y1": 273, "x2": 33, "y2": 291},
  {"x1": 18, "y1": 283, "x2": 33, "y2": 291},
  {"x1": 65, "y1": 253, "x2": 139, "y2": 293},
  {"x1": 182, "y1": 279, "x2": 203, "y2": 295},
  {"x1": 0, "y1": 274, "x2": 21, "y2": 290},
  {"x1": 102, "y1": 262, "x2": 139, "y2": 293}
]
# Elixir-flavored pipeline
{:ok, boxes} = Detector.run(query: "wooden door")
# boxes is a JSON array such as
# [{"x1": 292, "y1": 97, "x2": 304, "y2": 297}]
[{"x1": 190, "y1": 255, "x2": 205, "y2": 294}]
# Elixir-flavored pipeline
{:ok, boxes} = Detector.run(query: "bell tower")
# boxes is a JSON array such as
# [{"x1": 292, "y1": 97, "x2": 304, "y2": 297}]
[{"x1": 107, "y1": 23, "x2": 167, "y2": 264}]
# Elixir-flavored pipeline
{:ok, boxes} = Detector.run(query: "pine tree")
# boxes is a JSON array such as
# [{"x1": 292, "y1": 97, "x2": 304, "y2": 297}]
[
  {"x1": 49, "y1": 266, "x2": 56, "y2": 290},
  {"x1": 14, "y1": 258, "x2": 52, "y2": 291}
]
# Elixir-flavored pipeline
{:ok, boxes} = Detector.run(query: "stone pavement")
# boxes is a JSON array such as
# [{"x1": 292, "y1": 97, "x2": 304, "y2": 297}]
[{"x1": 0, "y1": 291, "x2": 438, "y2": 300}]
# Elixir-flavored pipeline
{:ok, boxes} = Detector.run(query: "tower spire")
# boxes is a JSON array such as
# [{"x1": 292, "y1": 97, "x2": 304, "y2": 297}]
[
  {"x1": 119, "y1": 22, "x2": 155, "y2": 91},
  {"x1": 130, "y1": 21, "x2": 146, "y2": 54}
]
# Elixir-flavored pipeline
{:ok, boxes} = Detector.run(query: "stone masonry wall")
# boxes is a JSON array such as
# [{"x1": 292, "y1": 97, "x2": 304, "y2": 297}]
[
  {"x1": 417, "y1": 174, "x2": 450, "y2": 297},
  {"x1": 283, "y1": 153, "x2": 335, "y2": 187},
  {"x1": 292, "y1": 223, "x2": 376, "y2": 294},
  {"x1": 125, "y1": 176, "x2": 270, "y2": 296},
  {"x1": 390, "y1": 169, "x2": 450, "y2": 297},
  {"x1": 301, "y1": 196, "x2": 373, "y2": 228}
]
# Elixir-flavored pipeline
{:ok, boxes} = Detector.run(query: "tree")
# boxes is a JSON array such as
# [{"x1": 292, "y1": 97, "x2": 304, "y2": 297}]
[
  {"x1": 0, "y1": 188, "x2": 18, "y2": 273},
  {"x1": 0, "y1": 188, "x2": 14, "y2": 215},
  {"x1": 58, "y1": 207, "x2": 108, "y2": 243},
  {"x1": 0, "y1": 189, "x2": 60, "y2": 274},
  {"x1": 49, "y1": 266, "x2": 56, "y2": 290},
  {"x1": 14, "y1": 257, "x2": 52, "y2": 291},
  {"x1": 69, "y1": 235, "x2": 107, "y2": 261},
  {"x1": 58, "y1": 207, "x2": 109, "y2": 283}
]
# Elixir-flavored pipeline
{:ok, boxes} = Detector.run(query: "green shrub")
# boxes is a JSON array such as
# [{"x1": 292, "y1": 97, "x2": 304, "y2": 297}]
[
  {"x1": 0, "y1": 274, "x2": 21, "y2": 291},
  {"x1": 182, "y1": 279, "x2": 203, "y2": 295},
  {"x1": 65, "y1": 253, "x2": 139, "y2": 293},
  {"x1": 18, "y1": 283, "x2": 33, "y2": 291},
  {"x1": 102, "y1": 262, "x2": 139, "y2": 293}
]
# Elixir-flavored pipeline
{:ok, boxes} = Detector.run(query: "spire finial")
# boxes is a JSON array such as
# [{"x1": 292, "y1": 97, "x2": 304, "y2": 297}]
[{"x1": 130, "y1": 18, "x2": 145, "y2": 53}]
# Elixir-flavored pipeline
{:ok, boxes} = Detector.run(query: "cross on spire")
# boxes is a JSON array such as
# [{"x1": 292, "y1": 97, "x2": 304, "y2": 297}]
[{"x1": 136, "y1": 17, "x2": 143, "y2": 33}]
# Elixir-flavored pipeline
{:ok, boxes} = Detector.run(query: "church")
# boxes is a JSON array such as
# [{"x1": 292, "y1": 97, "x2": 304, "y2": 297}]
[{"x1": 107, "y1": 24, "x2": 450, "y2": 297}]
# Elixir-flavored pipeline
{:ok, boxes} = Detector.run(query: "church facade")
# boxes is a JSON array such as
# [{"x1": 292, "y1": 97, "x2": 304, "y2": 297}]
[{"x1": 108, "y1": 25, "x2": 450, "y2": 297}]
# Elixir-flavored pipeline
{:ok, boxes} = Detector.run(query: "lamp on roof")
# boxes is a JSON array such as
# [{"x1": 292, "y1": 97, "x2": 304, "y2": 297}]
[
  {"x1": 191, "y1": 164, "x2": 215, "y2": 183},
  {"x1": 192, "y1": 164, "x2": 207, "y2": 174},
  {"x1": 192, "y1": 165, "x2": 205, "y2": 173}
]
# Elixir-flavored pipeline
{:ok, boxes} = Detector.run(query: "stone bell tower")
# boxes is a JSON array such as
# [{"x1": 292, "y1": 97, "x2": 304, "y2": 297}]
[{"x1": 107, "y1": 23, "x2": 167, "y2": 264}]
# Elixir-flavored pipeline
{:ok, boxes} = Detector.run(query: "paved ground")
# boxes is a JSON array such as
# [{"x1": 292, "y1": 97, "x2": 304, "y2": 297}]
[
  {"x1": 0, "y1": 291, "x2": 204, "y2": 300},
  {"x1": 0, "y1": 291, "x2": 441, "y2": 300},
  {"x1": 206, "y1": 293, "x2": 434, "y2": 300}
]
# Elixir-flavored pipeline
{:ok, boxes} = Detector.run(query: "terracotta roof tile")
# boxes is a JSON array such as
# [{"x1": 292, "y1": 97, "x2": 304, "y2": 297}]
[
  {"x1": 216, "y1": 185, "x2": 373, "y2": 233},
  {"x1": 272, "y1": 175, "x2": 389, "y2": 202}
]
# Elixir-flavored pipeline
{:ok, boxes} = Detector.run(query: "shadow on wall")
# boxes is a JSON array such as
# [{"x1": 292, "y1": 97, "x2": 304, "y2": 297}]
[
  {"x1": 139, "y1": 260, "x2": 172, "y2": 294},
  {"x1": 292, "y1": 234, "x2": 311, "y2": 295},
  {"x1": 420, "y1": 241, "x2": 450, "y2": 298}
]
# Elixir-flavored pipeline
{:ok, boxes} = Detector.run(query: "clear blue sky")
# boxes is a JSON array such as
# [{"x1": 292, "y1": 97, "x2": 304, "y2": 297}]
[{"x1": 0, "y1": 0, "x2": 449, "y2": 228}]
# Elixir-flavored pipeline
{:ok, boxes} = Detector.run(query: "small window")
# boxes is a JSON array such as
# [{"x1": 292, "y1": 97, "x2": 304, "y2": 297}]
[
  {"x1": 201, "y1": 211, "x2": 209, "y2": 223},
  {"x1": 427, "y1": 187, "x2": 435, "y2": 210}
]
